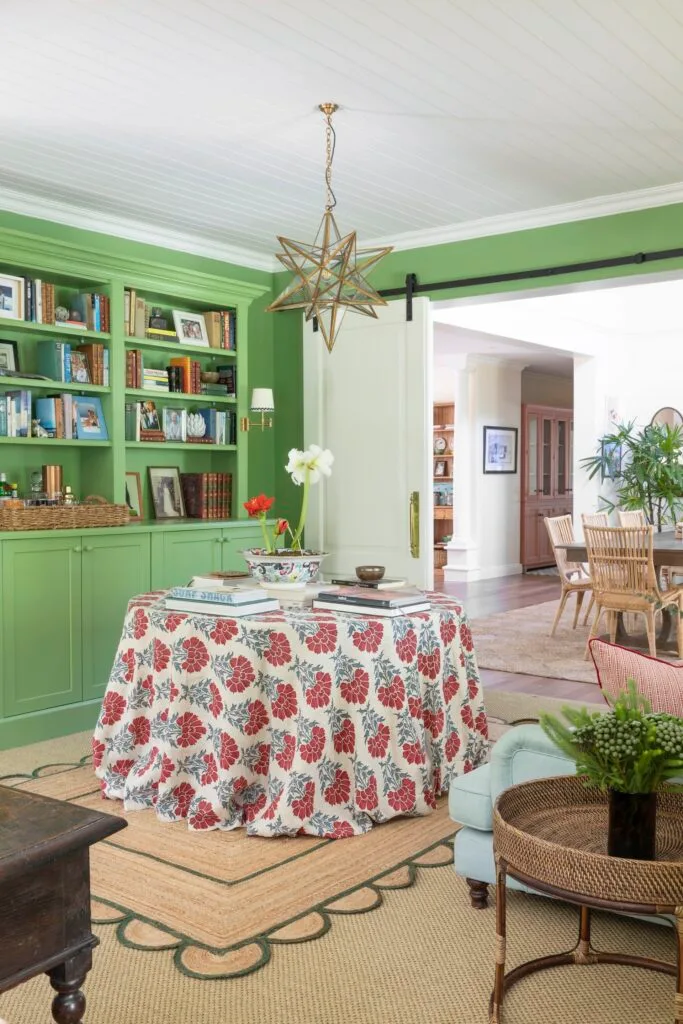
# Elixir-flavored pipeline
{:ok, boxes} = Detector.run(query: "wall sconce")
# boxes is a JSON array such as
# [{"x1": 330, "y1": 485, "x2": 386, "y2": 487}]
[{"x1": 240, "y1": 388, "x2": 274, "y2": 432}]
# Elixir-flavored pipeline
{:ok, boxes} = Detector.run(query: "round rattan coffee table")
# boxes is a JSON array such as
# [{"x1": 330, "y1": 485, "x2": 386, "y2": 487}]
[{"x1": 491, "y1": 776, "x2": 683, "y2": 1023}]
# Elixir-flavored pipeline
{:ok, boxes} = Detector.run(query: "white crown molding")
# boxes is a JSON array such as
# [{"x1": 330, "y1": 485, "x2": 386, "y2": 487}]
[
  {"x1": 361, "y1": 180, "x2": 683, "y2": 253},
  {"x1": 0, "y1": 185, "x2": 278, "y2": 274}
]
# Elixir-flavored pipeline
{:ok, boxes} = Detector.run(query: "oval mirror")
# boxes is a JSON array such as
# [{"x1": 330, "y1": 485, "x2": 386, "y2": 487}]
[{"x1": 651, "y1": 407, "x2": 683, "y2": 428}]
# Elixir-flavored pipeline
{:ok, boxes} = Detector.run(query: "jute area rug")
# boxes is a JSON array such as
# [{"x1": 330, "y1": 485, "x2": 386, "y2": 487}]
[
  {"x1": 472, "y1": 599, "x2": 599, "y2": 683},
  {"x1": 3, "y1": 691, "x2": 670, "y2": 1024}
]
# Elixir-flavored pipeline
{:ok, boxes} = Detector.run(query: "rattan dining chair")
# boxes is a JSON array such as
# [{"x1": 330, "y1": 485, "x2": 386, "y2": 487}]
[
  {"x1": 581, "y1": 512, "x2": 610, "y2": 528},
  {"x1": 617, "y1": 508, "x2": 680, "y2": 587},
  {"x1": 544, "y1": 515, "x2": 594, "y2": 636},
  {"x1": 583, "y1": 525, "x2": 683, "y2": 659}
]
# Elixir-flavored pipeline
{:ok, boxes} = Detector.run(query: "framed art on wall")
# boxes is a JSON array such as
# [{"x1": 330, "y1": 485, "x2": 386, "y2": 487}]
[
  {"x1": 148, "y1": 466, "x2": 186, "y2": 519},
  {"x1": 0, "y1": 340, "x2": 19, "y2": 372},
  {"x1": 483, "y1": 425, "x2": 518, "y2": 474},
  {"x1": 124, "y1": 471, "x2": 143, "y2": 521}
]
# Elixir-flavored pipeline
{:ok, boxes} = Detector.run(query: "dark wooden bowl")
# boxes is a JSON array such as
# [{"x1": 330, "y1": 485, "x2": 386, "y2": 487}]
[{"x1": 355, "y1": 565, "x2": 385, "y2": 582}]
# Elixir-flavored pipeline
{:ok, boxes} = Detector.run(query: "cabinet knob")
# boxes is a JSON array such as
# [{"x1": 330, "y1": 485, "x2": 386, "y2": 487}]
[
  {"x1": 73, "y1": 546, "x2": 82, "y2": 553},
  {"x1": 221, "y1": 537, "x2": 228, "y2": 543},
  {"x1": 84, "y1": 545, "x2": 94, "y2": 552}
]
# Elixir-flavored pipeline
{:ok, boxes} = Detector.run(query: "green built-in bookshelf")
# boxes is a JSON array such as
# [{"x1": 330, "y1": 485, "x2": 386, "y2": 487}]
[{"x1": 0, "y1": 231, "x2": 268, "y2": 520}]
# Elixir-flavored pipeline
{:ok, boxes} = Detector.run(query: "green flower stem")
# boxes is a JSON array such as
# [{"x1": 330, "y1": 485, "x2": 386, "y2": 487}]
[
  {"x1": 258, "y1": 513, "x2": 273, "y2": 553},
  {"x1": 290, "y1": 469, "x2": 310, "y2": 552}
]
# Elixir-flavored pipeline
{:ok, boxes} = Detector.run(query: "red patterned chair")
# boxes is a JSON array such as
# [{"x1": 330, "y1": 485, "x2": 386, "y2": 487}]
[{"x1": 589, "y1": 638, "x2": 683, "y2": 715}]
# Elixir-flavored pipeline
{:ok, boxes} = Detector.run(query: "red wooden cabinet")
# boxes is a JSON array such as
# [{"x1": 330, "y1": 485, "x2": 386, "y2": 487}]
[{"x1": 521, "y1": 404, "x2": 573, "y2": 569}]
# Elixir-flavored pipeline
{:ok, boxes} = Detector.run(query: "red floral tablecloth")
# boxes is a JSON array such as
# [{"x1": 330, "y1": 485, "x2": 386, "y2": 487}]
[{"x1": 93, "y1": 591, "x2": 488, "y2": 838}]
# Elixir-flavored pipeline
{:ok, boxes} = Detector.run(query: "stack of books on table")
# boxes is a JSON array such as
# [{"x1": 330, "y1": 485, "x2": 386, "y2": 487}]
[
  {"x1": 312, "y1": 587, "x2": 430, "y2": 618},
  {"x1": 165, "y1": 582, "x2": 278, "y2": 617}
]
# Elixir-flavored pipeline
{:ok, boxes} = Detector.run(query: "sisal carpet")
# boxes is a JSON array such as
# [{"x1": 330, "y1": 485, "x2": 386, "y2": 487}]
[
  {"x1": 1, "y1": 692, "x2": 671, "y2": 1023},
  {"x1": 472, "y1": 599, "x2": 599, "y2": 683}
]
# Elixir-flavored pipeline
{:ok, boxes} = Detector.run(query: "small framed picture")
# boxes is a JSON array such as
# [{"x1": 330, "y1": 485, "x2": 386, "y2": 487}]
[
  {"x1": 73, "y1": 397, "x2": 108, "y2": 440},
  {"x1": 172, "y1": 310, "x2": 209, "y2": 346},
  {"x1": 483, "y1": 425, "x2": 518, "y2": 474},
  {"x1": 0, "y1": 275, "x2": 24, "y2": 320},
  {"x1": 149, "y1": 466, "x2": 186, "y2": 519},
  {"x1": 162, "y1": 407, "x2": 186, "y2": 442},
  {"x1": 434, "y1": 460, "x2": 447, "y2": 477},
  {"x1": 601, "y1": 440, "x2": 622, "y2": 481},
  {"x1": 0, "y1": 340, "x2": 19, "y2": 373},
  {"x1": 125, "y1": 471, "x2": 143, "y2": 521},
  {"x1": 70, "y1": 351, "x2": 91, "y2": 384}
]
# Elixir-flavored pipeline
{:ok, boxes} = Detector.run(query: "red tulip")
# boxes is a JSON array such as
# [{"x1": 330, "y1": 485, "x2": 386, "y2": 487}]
[{"x1": 275, "y1": 518, "x2": 289, "y2": 536}]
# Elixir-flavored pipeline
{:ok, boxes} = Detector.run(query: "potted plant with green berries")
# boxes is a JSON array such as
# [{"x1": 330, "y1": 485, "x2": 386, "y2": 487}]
[{"x1": 540, "y1": 681, "x2": 683, "y2": 860}]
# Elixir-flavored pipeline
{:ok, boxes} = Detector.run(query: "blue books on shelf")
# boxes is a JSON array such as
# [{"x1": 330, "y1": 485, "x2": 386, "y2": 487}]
[
  {"x1": 36, "y1": 340, "x2": 71, "y2": 382},
  {"x1": 34, "y1": 397, "x2": 59, "y2": 437}
]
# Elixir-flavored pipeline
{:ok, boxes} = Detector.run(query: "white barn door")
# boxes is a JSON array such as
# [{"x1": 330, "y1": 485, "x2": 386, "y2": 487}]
[{"x1": 303, "y1": 298, "x2": 433, "y2": 588}]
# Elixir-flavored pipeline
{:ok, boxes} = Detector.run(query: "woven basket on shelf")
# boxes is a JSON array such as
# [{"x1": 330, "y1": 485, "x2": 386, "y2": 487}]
[{"x1": 0, "y1": 495, "x2": 131, "y2": 532}]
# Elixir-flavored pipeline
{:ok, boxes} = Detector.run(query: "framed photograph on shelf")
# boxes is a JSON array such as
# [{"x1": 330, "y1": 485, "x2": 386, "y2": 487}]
[
  {"x1": 149, "y1": 466, "x2": 186, "y2": 519},
  {"x1": 172, "y1": 310, "x2": 209, "y2": 347},
  {"x1": 483, "y1": 425, "x2": 518, "y2": 474},
  {"x1": 162, "y1": 407, "x2": 187, "y2": 442},
  {"x1": 0, "y1": 275, "x2": 24, "y2": 320},
  {"x1": 124, "y1": 471, "x2": 143, "y2": 522},
  {"x1": 70, "y1": 351, "x2": 91, "y2": 384},
  {"x1": 73, "y1": 397, "x2": 108, "y2": 441},
  {"x1": 434, "y1": 460, "x2": 447, "y2": 477},
  {"x1": 0, "y1": 339, "x2": 19, "y2": 373}
]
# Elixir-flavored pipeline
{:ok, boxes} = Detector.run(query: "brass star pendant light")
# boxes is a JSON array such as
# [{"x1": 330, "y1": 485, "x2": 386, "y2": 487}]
[{"x1": 267, "y1": 103, "x2": 393, "y2": 353}]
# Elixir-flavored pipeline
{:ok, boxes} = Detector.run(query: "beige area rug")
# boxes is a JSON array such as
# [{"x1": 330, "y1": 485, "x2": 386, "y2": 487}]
[{"x1": 472, "y1": 599, "x2": 599, "y2": 683}]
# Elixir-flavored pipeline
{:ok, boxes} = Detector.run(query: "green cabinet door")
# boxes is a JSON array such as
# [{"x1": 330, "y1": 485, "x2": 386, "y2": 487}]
[
  {"x1": 81, "y1": 533, "x2": 152, "y2": 702},
  {"x1": 153, "y1": 528, "x2": 223, "y2": 589},
  {"x1": 1, "y1": 537, "x2": 82, "y2": 717},
  {"x1": 222, "y1": 528, "x2": 262, "y2": 571}
]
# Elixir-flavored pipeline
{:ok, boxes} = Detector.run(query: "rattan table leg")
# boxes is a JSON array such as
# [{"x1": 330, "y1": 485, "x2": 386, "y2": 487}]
[
  {"x1": 675, "y1": 909, "x2": 683, "y2": 1024},
  {"x1": 490, "y1": 860, "x2": 507, "y2": 1024}
]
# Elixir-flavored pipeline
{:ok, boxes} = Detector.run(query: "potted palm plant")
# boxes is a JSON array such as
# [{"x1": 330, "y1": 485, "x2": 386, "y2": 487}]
[
  {"x1": 540, "y1": 682, "x2": 683, "y2": 860},
  {"x1": 581, "y1": 420, "x2": 683, "y2": 531}
]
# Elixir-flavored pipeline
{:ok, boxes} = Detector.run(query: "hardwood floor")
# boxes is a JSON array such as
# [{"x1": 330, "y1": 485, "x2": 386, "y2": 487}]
[{"x1": 433, "y1": 574, "x2": 601, "y2": 704}]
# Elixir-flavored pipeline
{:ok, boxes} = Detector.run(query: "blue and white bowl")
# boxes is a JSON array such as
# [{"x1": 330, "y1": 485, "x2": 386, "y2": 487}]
[{"x1": 241, "y1": 549, "x2": 327, "y2": 587}]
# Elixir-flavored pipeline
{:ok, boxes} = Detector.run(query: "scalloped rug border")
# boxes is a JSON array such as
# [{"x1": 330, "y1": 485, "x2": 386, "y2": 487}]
[{"x1": 3, "y1": 758, "x2": 456, "y2": 981}]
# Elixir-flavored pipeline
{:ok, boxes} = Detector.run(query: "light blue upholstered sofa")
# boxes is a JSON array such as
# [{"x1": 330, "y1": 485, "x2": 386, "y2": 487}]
[{"x1": 448, "y1": 724, "x2": 573, "y2": 909}]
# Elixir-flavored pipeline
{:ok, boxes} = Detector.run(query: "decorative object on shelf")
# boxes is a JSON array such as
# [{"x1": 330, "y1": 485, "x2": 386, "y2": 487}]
[
  {"x1": 73, "y1": 397, "x2": 108, "y2": 441},
  {"x1": 148, "y1": 466, "x2": 186, "y2": 519},
  {"x1": 0, "y1": 495, "x2": 130, "y2": 531},
  {"x1": 172, "y1": 310, "x2": 209, "y2": 347},
  {"x1": 0, "y1": 339, "x2": 19, "y2": 372},
  {"x1": 42, "y1": 463, "x2": 63, "y2": 499},
  {"x1": 540, "y1": 681, "x2": 683, "y2": 860},
  {"x1": 483, "y1": 425, "x2": 518, "y2": 474},
  {"x1": 433, "y1": 435, "x2": 447, "y2": 454},
  {"x1": 582, "y1": 419, "x2": 683, "y2": 530},
  {"x1": 240, "y1": 388, "x2": 274, "y2": 432},
  {"x1": 356, "y1": 565, "x2": 385, "y2": 582},
  {"x1": 242, "y1": 444, "x2": 333, "y2": 582},
  {"x1": 266, "y1": 103, "x2": 393, "y2": 354},
  {"x1": 434, "y1": 460, "x2": 446, "y2": 477},
  {"x1": 62, "y1": 485, "x2": 76, "y2": 506},
  {"x1": 187, "y1": 412, "x2": 206, "y2": 438},
  {"x1": 149, "y1": 307, "x2": 169, "y2": 330},
  {"x1": 55, "y1": 305, "x2": 69, "y2": 322},
  {"x1": 0, "y1": 274, "x2": 24, "y2": 320},
  {"x1": 69, "y1": 351, "x2": 91, "y2": 383},
  {"x1": 139, "y1": 400, "x2": 165, "y2": 442},
  {"x1": 31, "y1": 419, "x2": 49, "y2": 438},
  {"x1": 125, "y1": 471, "x2": 143, "y2": 521}
]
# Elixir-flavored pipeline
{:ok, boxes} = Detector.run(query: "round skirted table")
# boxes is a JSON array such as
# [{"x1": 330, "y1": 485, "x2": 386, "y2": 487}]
[
  {"x1": 93, "y1": 591, "x2": 489, "y2": 838},
  {"x1": 491, "y1": 776, "x2": 683, "y2": 1023}
]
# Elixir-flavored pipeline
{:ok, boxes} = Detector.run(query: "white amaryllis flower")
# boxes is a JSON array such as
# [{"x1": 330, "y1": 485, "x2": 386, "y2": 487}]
[{"x1": 286, "y1": 444, "x2": 334, "y2": 485}]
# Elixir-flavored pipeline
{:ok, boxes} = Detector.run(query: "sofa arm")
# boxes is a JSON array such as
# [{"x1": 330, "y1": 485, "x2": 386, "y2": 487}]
[{"x1": 490, "y1": 724, "x2": 575, "y2": 804}]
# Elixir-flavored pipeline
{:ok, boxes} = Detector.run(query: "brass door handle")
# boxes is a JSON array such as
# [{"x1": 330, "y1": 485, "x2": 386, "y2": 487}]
[{"x1": 410, "y1": 491, "x2": 419, "y2": 559}]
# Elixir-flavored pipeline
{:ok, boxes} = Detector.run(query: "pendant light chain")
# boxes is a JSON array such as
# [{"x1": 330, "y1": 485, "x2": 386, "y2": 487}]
[{"x1": 323, "y1": 106, "x2": 337, "y2": 211}]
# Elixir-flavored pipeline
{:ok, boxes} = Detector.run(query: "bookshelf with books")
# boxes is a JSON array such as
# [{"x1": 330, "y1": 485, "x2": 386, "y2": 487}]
[{"x1": 0, "y1": 227, "x2": 271, "y2": 750}]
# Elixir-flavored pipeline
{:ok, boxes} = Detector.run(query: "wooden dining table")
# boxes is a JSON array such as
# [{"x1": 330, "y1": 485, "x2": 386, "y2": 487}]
[{"x1": 556, "y1": 531, "x2": 683, "y2": 654}]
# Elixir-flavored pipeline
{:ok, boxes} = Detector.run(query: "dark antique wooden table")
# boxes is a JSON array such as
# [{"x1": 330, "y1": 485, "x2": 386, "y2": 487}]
[
  {"x1": 0, "y1": 784, "x2": 126, "y2": 1023},
  {"x1": 557, "y1": 532, "x2": 683, "y2": 653}
]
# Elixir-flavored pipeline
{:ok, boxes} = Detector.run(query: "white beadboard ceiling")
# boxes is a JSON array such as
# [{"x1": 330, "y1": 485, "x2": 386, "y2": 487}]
[{"x1": 4, "y1": 0, "x2": 683, "y2": 268}]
